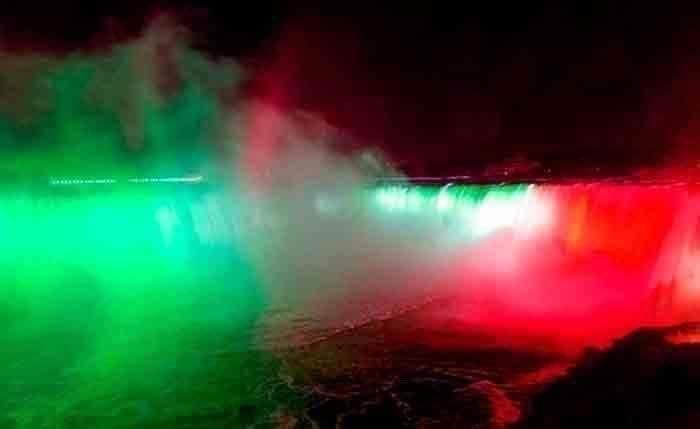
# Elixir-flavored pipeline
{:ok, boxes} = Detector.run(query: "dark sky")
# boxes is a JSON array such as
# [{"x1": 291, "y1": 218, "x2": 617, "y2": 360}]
[{"x1": 1, "y1": 3, "x2": 699, "y2": 176}]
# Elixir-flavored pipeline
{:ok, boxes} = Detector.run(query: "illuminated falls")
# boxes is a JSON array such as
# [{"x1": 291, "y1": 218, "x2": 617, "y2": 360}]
[
  {"x1": 4, "y1": 181, "x2": 700, "y2": 344},
  {"x1": 259, "y1": 180, "x2": 700, "y2": 350},
  {"x1": 5, "y1": 181, "x2": 700, "y2": 344},
  {"x1": 4, "y1": 178, "x2": 700, "y2": 423},
  {"x1": 362, "y1": 182, "x2": 700, "y2": 347}
]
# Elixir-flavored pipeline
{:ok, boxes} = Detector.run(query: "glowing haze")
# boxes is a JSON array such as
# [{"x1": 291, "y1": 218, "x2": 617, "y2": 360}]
[{"x1": 3, "y1": 12, "x2": 700, "y2": 425}]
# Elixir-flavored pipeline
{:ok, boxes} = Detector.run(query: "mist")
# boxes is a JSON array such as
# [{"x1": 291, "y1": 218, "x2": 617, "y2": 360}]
[{"x1": 5, "y1": 12, "x2": 700, "y2": 426}]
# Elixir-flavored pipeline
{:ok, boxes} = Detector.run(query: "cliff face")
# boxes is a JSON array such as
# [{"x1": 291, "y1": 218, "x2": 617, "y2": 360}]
[{"x1": 518, "y1": 323, "x2": 700, "y2": 428}]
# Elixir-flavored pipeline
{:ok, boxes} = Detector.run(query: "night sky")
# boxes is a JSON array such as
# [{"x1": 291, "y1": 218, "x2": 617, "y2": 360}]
[{"x1": 1, "y1": 3, "x2": 698, "y2": 177}]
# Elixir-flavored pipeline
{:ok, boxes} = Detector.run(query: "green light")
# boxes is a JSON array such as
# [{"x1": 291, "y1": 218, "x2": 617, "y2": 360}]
[{"x1": 0, "y1": 185, "x2": 282, "y2": 425}]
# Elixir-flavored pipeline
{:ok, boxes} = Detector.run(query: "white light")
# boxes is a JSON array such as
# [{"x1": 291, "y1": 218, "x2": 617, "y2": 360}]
[
  {"x1": 516, "y1": 186, "x2": 553, "y2": 236},
  {"x1": 436, "y1": 184, "x2": 455, "y2": 212},
  {"x1": 473, "y1": 195, "x2": 519, "y2": 236},
  {"x1": 375, "y1": 187, "x2": 407, "y2": 211},
  {"x1": 436, "y1": 194, "x2": 454, "y2": 212},
  {"x1": 470, "y1": 186, "x2": 553, "y2": 238}
]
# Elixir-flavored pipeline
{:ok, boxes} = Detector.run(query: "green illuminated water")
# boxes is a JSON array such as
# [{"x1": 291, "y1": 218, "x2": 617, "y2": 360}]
[{"x1": 0, "y1": 184, "x2": 298, "y2": 428}]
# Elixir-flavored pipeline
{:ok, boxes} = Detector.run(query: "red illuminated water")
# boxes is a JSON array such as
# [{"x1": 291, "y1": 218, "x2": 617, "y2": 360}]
[
  {"x1": 428, "y1": 183, "x2": 700, "y2": 352},
  {"x1": 258, "y1": 182, "x2": 700, "y2": 354}
]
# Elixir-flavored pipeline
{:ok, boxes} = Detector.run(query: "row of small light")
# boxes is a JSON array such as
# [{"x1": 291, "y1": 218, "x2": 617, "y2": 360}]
[
  {"x1": 49, "y1": 176, "x2": 204, "y2": 186},
  {"x1": 49, "y1": 179, "x2": 117, "y2": 185}
]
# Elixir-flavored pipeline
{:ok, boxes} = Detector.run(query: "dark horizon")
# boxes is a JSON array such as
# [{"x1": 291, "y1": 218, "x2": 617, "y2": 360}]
[{"x1": 1, "y1": 4, "x2": 699, "y2": 177}]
